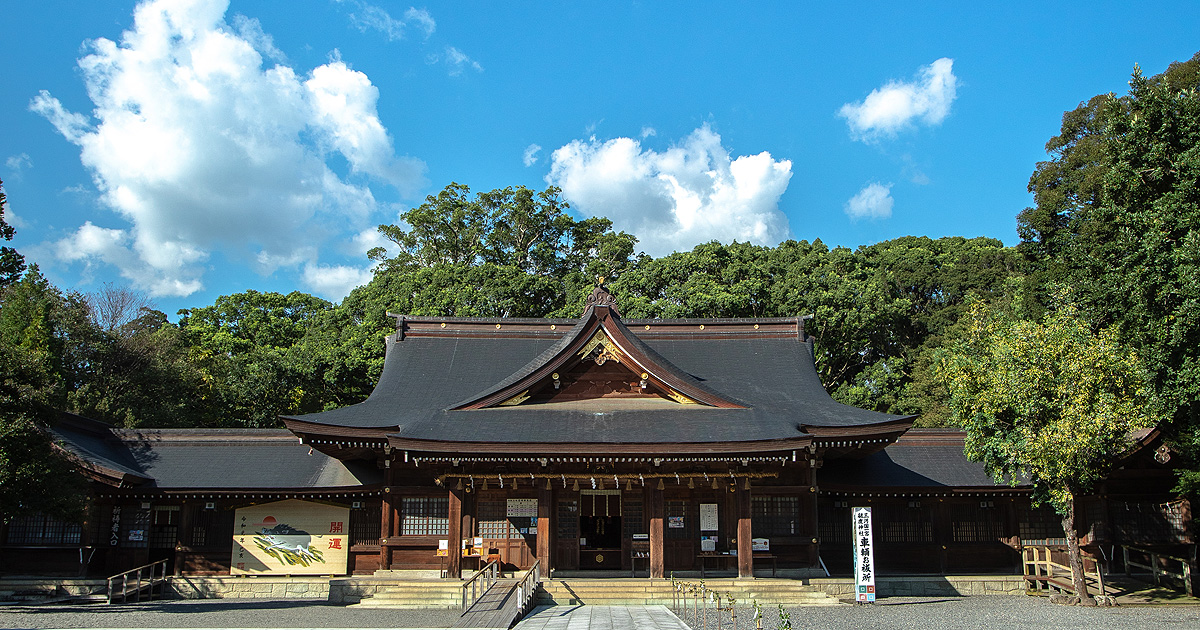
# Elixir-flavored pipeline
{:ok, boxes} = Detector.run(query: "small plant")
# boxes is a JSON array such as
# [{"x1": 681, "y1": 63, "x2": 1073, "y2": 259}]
[
  {"x1": 777, "y1": 603, "x2": 792, "y2": 630},
  {"x1": 753, "y1": 600, "x2": 763, "y2": 630}
]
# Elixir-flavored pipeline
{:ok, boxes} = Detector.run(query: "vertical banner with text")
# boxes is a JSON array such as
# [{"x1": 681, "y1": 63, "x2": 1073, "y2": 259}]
[{"x1": 852, "y1": 506, "x2": 876, "y2": 603}]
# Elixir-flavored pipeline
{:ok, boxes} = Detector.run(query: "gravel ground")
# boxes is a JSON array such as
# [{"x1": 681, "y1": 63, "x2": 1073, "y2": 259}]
[
  {"x1": 0, "y1": 599, "x2": 461, "y2": 629},
  {"x1": 3, "y1": 597, "x2": 1199, "y2": 630},
  {"x1": 673, "y1": 597, "x2": 1200, "y2": 630}
]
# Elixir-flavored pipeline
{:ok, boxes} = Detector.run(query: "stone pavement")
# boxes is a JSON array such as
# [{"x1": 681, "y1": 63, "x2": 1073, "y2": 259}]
[{"x1": 513, "y1": 605, "x2": 688, "y2": 630}]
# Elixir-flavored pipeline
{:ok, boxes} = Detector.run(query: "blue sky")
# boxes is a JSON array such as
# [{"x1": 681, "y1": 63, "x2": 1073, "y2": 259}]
[{"x1": 1, "y1": 0, "x2": 1197, "y2": 316}]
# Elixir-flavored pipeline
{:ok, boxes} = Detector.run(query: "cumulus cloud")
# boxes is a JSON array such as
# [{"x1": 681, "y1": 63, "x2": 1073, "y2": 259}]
[
  {"x1": 839, "y1": 58, "x2": 957, "y2": 141},
  {"x1": 302, "y1": 261, "x2": 374, "y2": 301},
  {"x1": 522, "y1": 144, "x2": 542, "y2": 167},
  {"x1": 547, "y1": 124, "x2": 793, "y2": 256},
  {"x1": 30, "y1": 0, "x2": 424, "y2": 296},
  {"x1": 344, "y1": 2, "x2": 434, "y2": 41},
  {"x1": 845, "y1": 183, "x2": 894, "y2": 220}
]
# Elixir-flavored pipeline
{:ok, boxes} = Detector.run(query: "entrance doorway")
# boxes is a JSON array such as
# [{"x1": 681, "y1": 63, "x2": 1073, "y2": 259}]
[{"x1": 579, "y1": 490, "x2": 622, "y2": 569}]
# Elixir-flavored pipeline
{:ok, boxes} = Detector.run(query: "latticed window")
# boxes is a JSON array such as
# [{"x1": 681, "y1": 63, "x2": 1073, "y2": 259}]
[
  {"x1": 1111, "y1": 500, "x2": 1187, "y2": 544},
  {"x1": 1019, "y1": 505, "x2": 1066, "y2": 545},
  {"x1": 350, "y1": 503, "x2": 382, "y2": 546},
  {"x1": 950, "y1": 502, "x2": 1006, "y2": 542},
  {"x1": 557, "y1": 501, "x2": 578, "y2": 539},
  {"x1": 121, "y1": 507, "x2": 151, "y2": 548},
  {"x1": 817, "y1": 499, "x2": 851, "y2": 545},
  {"x1": 665, "y1": 500, "x2": 694, "y2": 540},
  {"x1": 478, "y1": 500, "x2": 522, "y2": 539},
  {"x1": 149, "y1": 506, "x2": 179, "y2": 548},
  {"x1": 400, "y1": 497, "x2": 448, "y2": 535},
  {"x1": 753, "y1": 496, "x2": 799, "y2": 537},
  {"x1": 4, "y1": 514, "x2": 82, "y2": 545},
  {"x1": 189, "y1": 506, "x2": 233, "y2": 548},
  {"x1": 623, "y1": 497, "x2": 645, "y2": 537},
  {"x1": 877, "y1": 502, "x2": 932, "y2": 543}
]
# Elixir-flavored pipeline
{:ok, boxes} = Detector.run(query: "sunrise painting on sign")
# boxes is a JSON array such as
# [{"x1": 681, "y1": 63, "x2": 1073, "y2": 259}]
[{"x1": 231, "y1": 499, "x2": 349, "y2": 575}]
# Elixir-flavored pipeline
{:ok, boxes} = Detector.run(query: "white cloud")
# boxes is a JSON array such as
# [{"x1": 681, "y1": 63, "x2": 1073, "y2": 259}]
[
  {"x1": 839, "y1": 58, "x2": 957, "y2": 141},
  {"x1": 845, "y1": 182, "x2": 894, "y2": 220},
  {"x1": 444, "y1": 47, "x2": 482, "y2": 76},
  {"x1": 345, "y1": 2, "x2": 434, "y2": 41},
  {"x1": 5, "y1": 153, "x2": 32, "y2": 174},
  {"x1": 547, "y1": 124, "x2": 793, "y2": 256},
  {"x1": 302, "y1": 261, "x2": 373, "y2": 300},
  {"x1": 404, "y1": 8, "x2": 436, "y2": 38},
  {"x1": 522, "y1": 144, "x2": 542, "y2": 167},
  {"x1": 30, "y1": 0, "x2": 424, "y2": 297},
  {"x1": 640, "y1": 127, "x2": 656, "y2": 139}
]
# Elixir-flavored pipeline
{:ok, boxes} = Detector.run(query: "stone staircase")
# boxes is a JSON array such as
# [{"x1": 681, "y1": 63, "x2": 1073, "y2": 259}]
[
  {"x1": 342, "y1": 579, "x2": 464, "y2": 608},
  {"x1": 538, "y1": 578, "x2": 844, "y2": 607}
]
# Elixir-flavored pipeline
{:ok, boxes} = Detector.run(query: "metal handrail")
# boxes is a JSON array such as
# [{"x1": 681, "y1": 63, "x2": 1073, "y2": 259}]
[
  {"x1": 461, "y1": 560, "x2": 500, "y2": 611},
  {"x1": 513, "y1": 559, "x2": 541, "y2": 620},
  {"x1": 106, "y1": 558, "x2": 168, "y2": 604}
]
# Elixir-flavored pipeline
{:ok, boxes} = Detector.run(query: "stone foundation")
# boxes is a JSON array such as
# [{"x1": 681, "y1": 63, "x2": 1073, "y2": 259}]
[{"x1": 810, "y1": 575, "x2": 1025, "y2": 597}]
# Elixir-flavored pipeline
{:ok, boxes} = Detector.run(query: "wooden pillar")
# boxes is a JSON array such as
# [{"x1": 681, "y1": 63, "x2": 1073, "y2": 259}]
[
  {"x1": 809, "y1": 460, "x2": 821, "y2": 567},
  {"x1": 174, "y1": 503, "x2": 194, "y2": 576},
  {"x1": 380, "y1": 487, "x2": 396, "y2": 571},
  {"x1": 649, "y1": 483, "x2": 665, "y2": 578},
  {"x1": 448, "y1": 486, "x2": 463, "y2": 578},
  {"x1": 737, "y1": 484, "x2": 753, "y2": 578},
  {"x1": 537, "y1": 485, "x2": 553, "y2": 573}
]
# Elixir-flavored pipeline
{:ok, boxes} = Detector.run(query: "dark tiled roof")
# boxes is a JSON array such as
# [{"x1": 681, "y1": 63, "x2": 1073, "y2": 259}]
[
  {"x1": 286, "y1": 317, "x2": 911, "y2": 444},
  {"x1": 820, "y1": 430, "x2": 1024, "y2": 489},
  {"x1": 51, "y1": 416, "x2": 378, "y2": 489}
]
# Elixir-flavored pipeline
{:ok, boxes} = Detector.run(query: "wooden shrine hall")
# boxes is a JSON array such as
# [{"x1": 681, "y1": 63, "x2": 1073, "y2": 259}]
[{"x1": 3, "y1": 285, "x2": 1189, "y2": 580}]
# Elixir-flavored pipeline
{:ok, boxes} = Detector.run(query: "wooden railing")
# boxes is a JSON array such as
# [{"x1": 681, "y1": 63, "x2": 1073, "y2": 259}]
[
  {"x1": 460, "y1": 560, "x2": 500, "y2": 611},
  {"x1": 106, "y1": 559, "x2": 168, "y2": 604},
  {"x1": 1022, "y1": 545, "x2": 1107, "y2": 598},
  {"x1": 512, "y1": 560, "x2": 541, "y2": 621},
  {"x1": 1121, "y1": 545, "x2": 1195, "y2": 596}
]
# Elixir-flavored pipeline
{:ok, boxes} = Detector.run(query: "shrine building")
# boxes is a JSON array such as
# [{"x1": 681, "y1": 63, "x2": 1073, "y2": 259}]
[{"x1": 2, "y1": 286, "x2": 1189, "y2": 580}]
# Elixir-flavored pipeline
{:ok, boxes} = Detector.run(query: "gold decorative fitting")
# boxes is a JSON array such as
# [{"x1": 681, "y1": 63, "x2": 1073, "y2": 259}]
[
  {"x1": 753, "y1": 323, "x2": 759, "y2": 330},
  {"x1": 440, "y1": 322, "x2": 446, "y2": 328},
  {"x1": 645, "y1": 325, "x2": 651, "y2": 330},
  {"x1": 699, "y1": 324, "x2": 705, "y2": 330},
  {"x1": 640, "y1": 372, "x2": 648, "y2": 380},
  {"x1": 550, "y1": 324, "x2": 556, "y2": 330},
  {"x1": 552, "y1": 372, "x2": 560, "y2": 380},
  {"x1": 595, "y1": 553, "x2": 605, "y2": 563},
  {"x1": 499, "y1": 390, "x2": 531, "y2": 406},
  {"x1": 496, "y1": 323, "x2": 501, "y2": 329}
]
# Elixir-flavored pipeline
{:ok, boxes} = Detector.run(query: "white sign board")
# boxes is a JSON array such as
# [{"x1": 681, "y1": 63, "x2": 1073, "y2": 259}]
[
  {"x1": 700, "y1": 503, "x2": 718, "y2": 531},
  {"x1": 507, "y1": 498, "x2": 538, "y2": 518},
  {"x1": 852, "y1": 506, "x2": 876, "y2": 603}
]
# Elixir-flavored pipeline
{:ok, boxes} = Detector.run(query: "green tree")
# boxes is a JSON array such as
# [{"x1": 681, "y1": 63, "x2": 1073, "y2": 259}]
[
  {"x1": 178, "y1": 290, "x2": 335, "y2": 427},
  {"x1": 0, "y1": 267, "x2": 89, "y2": 522},
  {"x1": 938, "y1": 301, "x2": 1157, "y2": 602},
  {"x1": 0, "y1": 179, "x2": 26, "y2": 289},
  {"x1": 1017, "y1": 51, "x2": 1200, "y2": 493}
]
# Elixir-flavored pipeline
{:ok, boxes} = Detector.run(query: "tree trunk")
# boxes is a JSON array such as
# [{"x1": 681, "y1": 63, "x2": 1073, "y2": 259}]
[{"x1": 1062, "y1": 497, "x2": 1093, "y2": 604}]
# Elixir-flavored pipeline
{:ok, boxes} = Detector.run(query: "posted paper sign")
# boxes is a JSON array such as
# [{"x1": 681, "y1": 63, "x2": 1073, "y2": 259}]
[
  {"x1": 507, "y1": 498, "x2": 538, "y2": 517},
  {"x1": 852, "y1": 506, "x2": 876, "y2": 603},
  {"x1": 700, "y1": 503, "x2": 718, "y2": 531}
]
